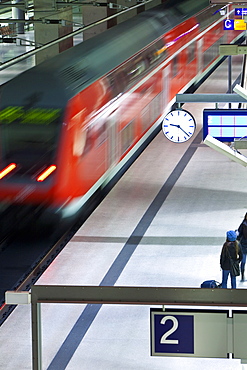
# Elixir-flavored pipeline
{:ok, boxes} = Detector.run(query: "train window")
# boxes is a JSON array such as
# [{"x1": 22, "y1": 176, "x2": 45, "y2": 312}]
[
  {"x1": 172, "y1": 55, "x2": 179, "y2": 77},
  {"x1": 107, "y1": 38, "x2": 167, "y2": 97},
  {"x1": 150, "y1": 94, "x2": 161, "y2": 123},
  {"x1": 125, "y1": 39, "x2": 167, "y2": 86},
  {"x1": 81, "y1": 126, "x2": 94, "y2": 156},
  {"x1": 0, "y1": 117, "x2": 62, "y2": 176},
  {"x1": 96, "y1": 121, "x2": 107, "y2": 147},
  {"x1": 187, "y1": 42, "x2": 195, "y2": 64},
  {"x1": 127, "y1": 60, "x2": 147, "y2": 81},
  {"x1": 121, "y1": 120, "x2": 134, "y2": 154},
  {"x1": 148, "y1": 46, "x2": 167, "y2": 65},
  {"x1": 141, "y1": 106, "x2": 150, "y2": 133},
  {"x1": 108, "y1": 70, "x2": 127, "y2": 97},
  {"x1": 73, "y1": 128, "x2": 87, "y2": 157},
  {"x1": 203, "y1": 35, "x2": 225, "y2": 69}
]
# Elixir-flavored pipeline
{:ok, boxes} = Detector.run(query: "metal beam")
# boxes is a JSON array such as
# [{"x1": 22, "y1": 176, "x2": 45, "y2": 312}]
[
  {"x1": 30, "y1": 285, "x2": 247, "y2": 369},
  {"x1": 220, "y1": 44, "x2": 247, "y2": 55},
  {"x1": 0, "y1": 1, "x2": 29, "y2": 9},
  {"x1": 0, "y1": 2, "x2": 24, "y2": 6},
  {"x1": 0, "y1": 19, "x2": 47, "y2": 23},
  {"x1": 176, "y1": 94, "x2": 247, "y2": 103},
  {"x1": 31, "y1": 285, "x2": 247, "y2": 306},
  {"x1": 204, "y1": 135, "x2": 247, "y2": 167}
]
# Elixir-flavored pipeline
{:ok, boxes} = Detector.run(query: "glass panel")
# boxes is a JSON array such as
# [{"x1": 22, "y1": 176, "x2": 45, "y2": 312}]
[{"x1": 0, "y1": 106, "x2": 63, "y2": 178}]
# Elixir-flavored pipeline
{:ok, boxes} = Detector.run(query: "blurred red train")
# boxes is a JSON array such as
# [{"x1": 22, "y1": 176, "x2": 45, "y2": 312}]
[{"x1": 0, "y1": 0, "x2": 243, "y2": 226}]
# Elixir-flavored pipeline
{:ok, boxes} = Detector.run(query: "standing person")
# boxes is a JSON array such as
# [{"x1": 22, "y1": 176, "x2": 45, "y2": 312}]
[
  {"x1": 220, "y1": 230, "x2": 242, "y2": 289},
  {"x1": 238, "y1": 212, "x2": 247, "y2": 281}
]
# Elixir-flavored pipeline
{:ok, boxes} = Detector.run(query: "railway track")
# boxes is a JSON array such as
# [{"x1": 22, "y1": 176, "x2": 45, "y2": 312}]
[
  {"x1": 0, "y1": 225, "x2": 77, "y2": 326},
  {"x1": 0, "y1": 186, "x2": 107, "y2": 326}
]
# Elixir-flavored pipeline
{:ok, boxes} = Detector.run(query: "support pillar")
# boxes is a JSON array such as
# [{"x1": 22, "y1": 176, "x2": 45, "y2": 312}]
[
  {"x1": 82, "y1": 0, "x2": 139, "y2": 40},
  {"x1": 12, "y1": 0, "x2": 25, "y2": 34},
  {"x1": 33, "y1": 0, "x2": 73, "y2": 64},
  {"x1": 82, "y1": 4, "x2": 107, "y2": 41}
]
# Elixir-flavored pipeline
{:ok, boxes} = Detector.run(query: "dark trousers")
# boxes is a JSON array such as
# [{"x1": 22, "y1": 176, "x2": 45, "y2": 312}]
[{"x1": 240, "y1": 253, "x2": 246, "y2": 274}]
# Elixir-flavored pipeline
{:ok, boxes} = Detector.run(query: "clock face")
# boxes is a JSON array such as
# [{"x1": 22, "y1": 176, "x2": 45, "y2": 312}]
[{"x1": 162, "y1": 109, "x2": 196, "y2": 143}]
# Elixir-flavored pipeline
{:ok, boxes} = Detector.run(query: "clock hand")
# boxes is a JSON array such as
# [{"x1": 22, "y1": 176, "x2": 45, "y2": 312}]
[
  {"x1": 178, "y1": 126, "x2": 190, "y2": 137},
  {"x1": 170, "y1": 123, "x2": 190, "y2": 136}
]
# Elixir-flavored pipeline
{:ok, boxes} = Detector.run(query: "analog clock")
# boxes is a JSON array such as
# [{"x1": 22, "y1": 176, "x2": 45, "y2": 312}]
[{"x1": 162, "y1": 109, "x2": 196, "y2": 143}]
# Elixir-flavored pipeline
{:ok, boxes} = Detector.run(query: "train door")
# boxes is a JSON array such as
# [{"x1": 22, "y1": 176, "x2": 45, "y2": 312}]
[
  {"x1": 162, "y1": 65, "x2": 170, "y2": 114},
  {"x1": 107, "y1": 111, "x2": 118, "y2": 169},
  {"x1": 197, "y1": 38, "x2": 203, "y2": 77}
]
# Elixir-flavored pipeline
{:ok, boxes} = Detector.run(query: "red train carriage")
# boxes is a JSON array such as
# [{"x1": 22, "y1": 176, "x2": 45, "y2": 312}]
[{"x1": 0, "y1": 0, "x2": 243, "y2": 225}]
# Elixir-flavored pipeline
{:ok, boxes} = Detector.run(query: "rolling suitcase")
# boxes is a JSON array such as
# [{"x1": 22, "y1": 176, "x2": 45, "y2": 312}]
[{"x1": 200, "y1": 280, "x2": 221, "y2": 288}]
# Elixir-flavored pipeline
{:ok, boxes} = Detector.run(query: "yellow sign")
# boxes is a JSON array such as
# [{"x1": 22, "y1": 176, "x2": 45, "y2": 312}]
[{"x1": 234, "y1": 19, "x2": 246, "y2": 30}]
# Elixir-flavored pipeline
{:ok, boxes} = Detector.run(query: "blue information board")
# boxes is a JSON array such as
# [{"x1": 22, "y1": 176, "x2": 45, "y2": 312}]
[
  {"x1": 203, "y1": 109, "x2": 247, "y2": 142},
  {"x1": 235, "y1": 8, "x2": 247, "y2": 16}
]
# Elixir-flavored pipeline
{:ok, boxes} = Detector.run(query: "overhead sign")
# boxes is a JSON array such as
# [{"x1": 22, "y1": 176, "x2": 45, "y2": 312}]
[
  {"x1": 151, "y1": 308, "x2": 247, "y2": 359},
  {"x1": 224, "y1": 19, "x2": 234, "y2": 30},
  {"x1": 150, "y1": 309, "x2": 228, "y2": 358},
  {"x1": 151, "y1": 312, "x2": 194, "y2": 355},
  {"x1": 233, "y1": 312, "x2": 247, "y2": 358},
  {"x1": 203, "y1": 109, "x2": 247, "y2": 141},
  {"x1": 223, "y1": 8, "x2": 247, "y2": 30},
  {"x1": 235, "y1": 8, "x2": 247, "y2": 15},
  {"x1": 234, "y1": 19, "x2": 247, "y2": 30},
  {"x1": 223, "y1": 19, "x2": 247, "y2": 30},
  {"x1": 211, "y1": 0, "x2": 247, "y2": 3}
]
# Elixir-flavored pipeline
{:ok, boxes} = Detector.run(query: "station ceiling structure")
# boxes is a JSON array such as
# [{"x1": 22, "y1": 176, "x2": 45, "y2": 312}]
[
  {"x1": 0, "y1": 0, "x2": 161, "y2": 27},
  {"x1": 0, "y1": 0, "x2": 163, "y2": 63}
]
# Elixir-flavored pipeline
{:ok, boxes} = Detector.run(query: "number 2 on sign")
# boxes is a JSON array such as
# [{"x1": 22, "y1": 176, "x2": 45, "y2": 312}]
[{"x1": 160, "y1": 315, "x2": 179, "y2": 344}]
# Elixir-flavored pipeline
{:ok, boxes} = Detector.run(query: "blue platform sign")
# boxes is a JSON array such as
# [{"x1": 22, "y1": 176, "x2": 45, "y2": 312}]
[
  {"x1": 153, "y1": 313, "x2": 194, "y2": 354},
  {"x1": 150, "y1": 309, "x2": 229, "y2": 358},
  {"x1": 224, "y1": 19, "x2": 234, "y2": 30}
]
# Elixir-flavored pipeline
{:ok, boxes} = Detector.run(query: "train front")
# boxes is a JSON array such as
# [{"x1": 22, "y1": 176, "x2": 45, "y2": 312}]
[{"x1": 0, "y1": 69, "x2": 67, "y2": 229}]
